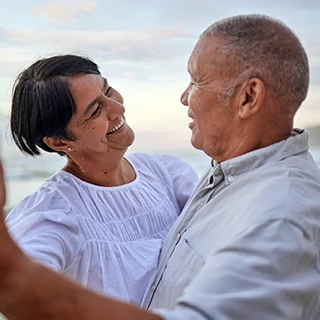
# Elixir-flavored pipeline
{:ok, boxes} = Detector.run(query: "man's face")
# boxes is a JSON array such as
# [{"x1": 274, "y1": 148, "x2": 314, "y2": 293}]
[{"x1": 180, "y1": 36, "x2": 240, "y2": 161}]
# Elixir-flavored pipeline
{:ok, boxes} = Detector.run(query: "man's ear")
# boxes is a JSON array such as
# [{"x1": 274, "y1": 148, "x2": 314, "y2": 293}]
[
  {"x1": 236, "y1": 77, "x2": 265, "y2": 119},
  {"x1": 43, "y1": 137, "x2": 70, "y2": 153}
]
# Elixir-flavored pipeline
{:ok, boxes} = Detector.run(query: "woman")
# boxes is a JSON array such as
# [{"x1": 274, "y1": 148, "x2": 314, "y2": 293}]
[{"x1": 5, "y1": 54, "x2": 198, "y2": 306}]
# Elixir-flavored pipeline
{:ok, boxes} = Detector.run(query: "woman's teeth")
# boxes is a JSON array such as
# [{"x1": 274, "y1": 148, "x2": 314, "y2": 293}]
[{"x1": 107, "y1": 118, "x2": 124, "y2": 134}]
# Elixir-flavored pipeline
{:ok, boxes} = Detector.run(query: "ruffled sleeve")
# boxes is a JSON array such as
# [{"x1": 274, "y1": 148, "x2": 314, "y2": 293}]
[
  {"x1": 5, "y1": 188, "x2": 81, "y2": 273},
  {"x1": 153, "y1": 154, "x2": 198, "y2": 211}
]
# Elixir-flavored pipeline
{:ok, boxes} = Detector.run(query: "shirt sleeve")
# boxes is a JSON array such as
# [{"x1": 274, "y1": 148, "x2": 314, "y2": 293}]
[
  {"x1": 5, "y1": 189, "x2": 80, "y2": 273},
  {"x1": 154, "y1": 219, "x2": 320, "y2": 320},
  {"x1": 153, "y1": 154, "x2": 199, "y2": 211}
]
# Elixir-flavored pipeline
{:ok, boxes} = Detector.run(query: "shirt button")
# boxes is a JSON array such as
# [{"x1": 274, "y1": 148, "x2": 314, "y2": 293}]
[
  {"x1": 175, "y1": 233, "x2": 181, "y2": 241},
  {"x1": 228, "y1": 175, "x2": 235, "y2": 182}
]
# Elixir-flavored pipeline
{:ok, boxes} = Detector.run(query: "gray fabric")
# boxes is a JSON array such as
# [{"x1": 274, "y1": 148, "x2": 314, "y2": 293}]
[{"x1": 143, "y1": 129, "x2": 320, "y2": 320}]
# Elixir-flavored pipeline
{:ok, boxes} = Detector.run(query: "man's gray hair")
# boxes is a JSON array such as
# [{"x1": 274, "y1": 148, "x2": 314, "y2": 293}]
[{"x1": 201, "y1": 14, "x2": 309, "y2": 109}]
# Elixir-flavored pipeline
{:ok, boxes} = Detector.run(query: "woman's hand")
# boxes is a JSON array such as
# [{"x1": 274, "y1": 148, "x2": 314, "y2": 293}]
[
  {"x1": 0, "y1": 158, "x2": 6, "y2": 214},
  {"x1": 0, "y1": 157, "x2": 24, "y2": 281},
  {"x1": 0, "y1": 157, "x2": 18, "y2": 268}
]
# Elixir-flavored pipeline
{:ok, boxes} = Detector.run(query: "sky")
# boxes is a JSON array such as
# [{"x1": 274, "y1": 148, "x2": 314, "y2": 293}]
[{"x1": 0, "y1": 0, "x2": 320, "y2": 152}]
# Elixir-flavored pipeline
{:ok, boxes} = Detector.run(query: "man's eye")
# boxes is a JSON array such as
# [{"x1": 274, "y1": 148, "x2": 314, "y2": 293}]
[{"x1": 91, "y1": 106, "x2": 101, "y2": 118}]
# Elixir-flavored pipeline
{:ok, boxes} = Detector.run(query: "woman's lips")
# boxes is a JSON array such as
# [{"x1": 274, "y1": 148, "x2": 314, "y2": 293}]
[{"x1": 107, "y1": 117, "x2": 124, "y2": 134}]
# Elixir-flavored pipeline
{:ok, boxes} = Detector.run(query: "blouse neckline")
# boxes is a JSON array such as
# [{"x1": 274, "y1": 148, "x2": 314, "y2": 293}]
[{"x1": 58, "y1": 156, "x2": 140, "y2": 190}]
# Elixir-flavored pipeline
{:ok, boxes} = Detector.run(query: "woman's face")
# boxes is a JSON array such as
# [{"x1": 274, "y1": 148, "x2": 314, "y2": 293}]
[{"x1": 64, "y1": 73, "x2": 135, "y2": 164}]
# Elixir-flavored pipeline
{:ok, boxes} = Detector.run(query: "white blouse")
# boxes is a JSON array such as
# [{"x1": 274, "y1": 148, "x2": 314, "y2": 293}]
[{"x1": 6, "y1": 153, "x2": 198, "y2": 305}]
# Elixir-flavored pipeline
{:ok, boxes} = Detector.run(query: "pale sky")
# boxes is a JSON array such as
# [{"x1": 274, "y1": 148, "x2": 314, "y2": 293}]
[{"x1": 0, "y1": 0, "x2": 320, "y2": 151}]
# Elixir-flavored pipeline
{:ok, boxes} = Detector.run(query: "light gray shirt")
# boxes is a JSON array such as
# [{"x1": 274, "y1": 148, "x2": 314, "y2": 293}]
[{"x1": 143, "y1": 129, "x2": 320, "y2": 320}]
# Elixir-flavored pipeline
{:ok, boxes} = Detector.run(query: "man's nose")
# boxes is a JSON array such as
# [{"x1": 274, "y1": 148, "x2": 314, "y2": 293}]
[{"x1": 180, "y1": 88, "x2": 189, "y2": 106}]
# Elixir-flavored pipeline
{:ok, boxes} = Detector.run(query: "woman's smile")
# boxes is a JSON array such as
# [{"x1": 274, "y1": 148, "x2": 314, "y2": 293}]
[{"x1": 107, "y1": 117, "x2": 125, "y2": 134}]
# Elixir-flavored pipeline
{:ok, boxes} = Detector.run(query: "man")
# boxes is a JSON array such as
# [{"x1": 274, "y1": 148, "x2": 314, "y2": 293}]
[{"x1": 0, "y1": 13, "x2": 320, "y2": 320}]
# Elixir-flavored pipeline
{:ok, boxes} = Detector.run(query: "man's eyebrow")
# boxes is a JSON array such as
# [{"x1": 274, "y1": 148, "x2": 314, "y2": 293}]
[{"x1": 83, "y1": 78, "x2": 108, "y2": 116}]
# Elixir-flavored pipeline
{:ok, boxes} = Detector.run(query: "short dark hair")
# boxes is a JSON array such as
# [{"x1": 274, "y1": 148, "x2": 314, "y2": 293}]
[
  {"x1": 10, "y1": 54, "x2": 101, "y2": 156},
  {"x1": 201, "y1": 14, "x2": 309, "y2": 110}
]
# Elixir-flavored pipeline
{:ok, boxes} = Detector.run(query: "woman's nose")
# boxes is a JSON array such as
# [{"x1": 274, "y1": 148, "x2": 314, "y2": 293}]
[{"x1": 107, "y1": 99, "x2": 125, "y2": 120}]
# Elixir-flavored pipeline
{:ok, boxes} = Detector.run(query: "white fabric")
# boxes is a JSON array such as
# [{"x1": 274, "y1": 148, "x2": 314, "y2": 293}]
[{"x1": 6, "y1": 153, "x2": 198, "y2": 305}]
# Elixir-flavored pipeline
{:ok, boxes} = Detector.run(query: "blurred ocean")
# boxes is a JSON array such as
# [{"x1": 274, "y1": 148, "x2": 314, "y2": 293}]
[
  {"x1": 2, "y1": 133, "x2": 320, "y2": 212},
  {"x1": 1, "y1": 137, "x2": 211, "y2": 211}
]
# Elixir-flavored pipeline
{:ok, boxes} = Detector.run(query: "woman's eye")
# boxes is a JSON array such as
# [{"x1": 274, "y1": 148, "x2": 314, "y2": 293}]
[
  {"x1": 91, "y1": 106, "x2": 101, "y2": 118},
  {"x1": 105, "y1": 86, "x2": 112, "y2": 97}
]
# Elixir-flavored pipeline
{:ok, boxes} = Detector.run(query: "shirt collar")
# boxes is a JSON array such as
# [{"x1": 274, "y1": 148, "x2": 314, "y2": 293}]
[{"x1": 208, "y1": 129, "x2": 309, "y2": 186}]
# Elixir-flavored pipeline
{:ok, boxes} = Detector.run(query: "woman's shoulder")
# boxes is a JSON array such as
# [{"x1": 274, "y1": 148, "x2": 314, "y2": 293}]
[{"x1": 6, "y1": 171, "x2": 75, "y2": 222}]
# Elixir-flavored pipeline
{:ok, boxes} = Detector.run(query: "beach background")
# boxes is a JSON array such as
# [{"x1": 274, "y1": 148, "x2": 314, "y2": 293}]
[{"x1": 0, "y1": 0, "x2": 320, "y2": 212}]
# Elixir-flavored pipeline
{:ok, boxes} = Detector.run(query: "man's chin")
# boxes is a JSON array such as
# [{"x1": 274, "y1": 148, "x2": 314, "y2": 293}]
[{"x1": 190, "y1": 137, "x2": 202, "y2": 151}]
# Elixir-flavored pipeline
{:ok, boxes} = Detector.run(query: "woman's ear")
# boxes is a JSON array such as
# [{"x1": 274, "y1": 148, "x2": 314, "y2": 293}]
[
  {"x1": 43, "y1": 137, "x2": 70, "y2": 153},
  {"x1": 237, "y1": 77, "x2": 265, "y2": 119}
]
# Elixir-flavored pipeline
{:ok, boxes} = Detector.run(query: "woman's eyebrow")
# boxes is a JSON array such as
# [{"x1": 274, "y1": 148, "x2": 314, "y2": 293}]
[{"x1": 83, "y1": 78, "x2": 107, "y2": 116}]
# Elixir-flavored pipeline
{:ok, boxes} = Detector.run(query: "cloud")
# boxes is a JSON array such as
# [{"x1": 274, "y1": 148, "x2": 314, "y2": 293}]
[
  {"x1": 0, "y1": 27, "x2": 195, "y2": 62},
  {"x1": 0, "y1": 47, "x2": 40, "y2": 80},
  {"x1": 310, "y1": 66, "x2": 320, "y2": 86},
  {"x1": 308, "y1": 45, "x2": 320, "y2": 67},
  {"x1": 148, "y1": 0, "x2": 319, "y2": 27},
  {"x1": 30, "y1": 0, "x2": 97, "y2": 24}
]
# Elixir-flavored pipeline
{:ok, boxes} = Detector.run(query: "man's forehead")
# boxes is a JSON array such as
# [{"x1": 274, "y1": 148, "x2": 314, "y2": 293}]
[{"x1": 187, "y1": 37, "x2": 221, "y2": 71}]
